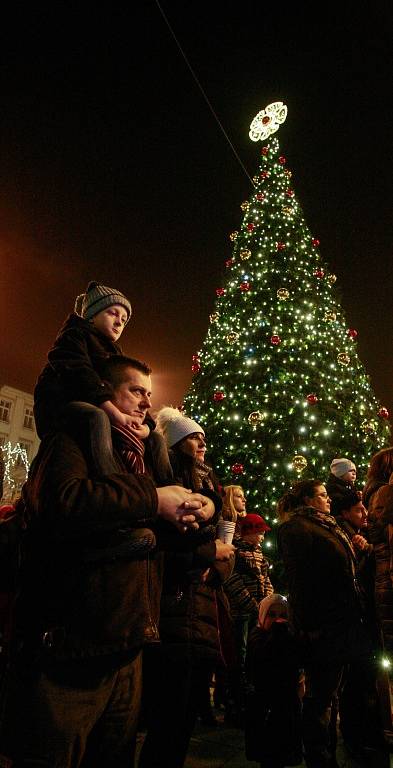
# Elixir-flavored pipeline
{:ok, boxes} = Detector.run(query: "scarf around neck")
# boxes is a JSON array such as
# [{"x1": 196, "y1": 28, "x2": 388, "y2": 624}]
[
  {"x1": 194, "y1": 460, "x2": 214, "y2": 490},
  {"x1": 111, "y1": 424, "x2": 145, "y2": 475},
  {"x1": 297, "y1": 506, "x2": 357, "y2": 565}
]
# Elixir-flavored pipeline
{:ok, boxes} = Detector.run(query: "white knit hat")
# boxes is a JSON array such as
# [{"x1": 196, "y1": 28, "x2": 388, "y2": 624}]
[
  {"x1": 330, "y1": 457, "x2": 356, "y2": 478},
  {"x1": 258, "y1": 593, "x2": 288, "y2": 629},
  {"x1": 155, "y1": 407, "x2": 205, "y2": 448}
]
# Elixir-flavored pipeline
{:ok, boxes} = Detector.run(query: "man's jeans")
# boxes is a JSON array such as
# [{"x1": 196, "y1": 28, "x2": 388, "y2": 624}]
[{"x1": 1, "y1": 651, "x2": 142, "y2": 767}]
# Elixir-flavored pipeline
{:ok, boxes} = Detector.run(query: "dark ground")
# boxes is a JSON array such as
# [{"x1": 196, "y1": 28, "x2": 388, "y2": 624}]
[{"x1": 136, "y1": 705, "x2": 393, "y2": 768}]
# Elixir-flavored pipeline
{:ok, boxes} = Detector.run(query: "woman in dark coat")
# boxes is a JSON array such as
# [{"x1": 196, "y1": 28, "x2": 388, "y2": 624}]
[
  {"x1": 278, "y1": 479, "x2": 373, "y2": 767},
  {"x1": 363, "y1": 446, "x2": 393, "y2": 656},
  {"x1": 138, "y1": 407, "x2": 234, "y2": 768}
]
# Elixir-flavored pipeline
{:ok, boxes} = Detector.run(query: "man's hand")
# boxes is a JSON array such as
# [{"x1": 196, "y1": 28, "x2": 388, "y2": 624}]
[
  {"x1": 352, "y1": 534, "x2": 369, "y2": 551},
  {"x1": 215, "y1": 540, "x2": 235, "y2": 561},
  {"x1": 156, "y1": 486, "x2": 205, "y2": 533},
  {"x1": 193, "y1": 496, "x2": 215, "y2": 523}
]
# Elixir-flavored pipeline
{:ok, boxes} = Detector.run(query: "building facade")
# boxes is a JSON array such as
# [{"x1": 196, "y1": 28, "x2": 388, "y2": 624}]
[{"x1": 0, "y1": 384, "x2": 40, "y2": 501}]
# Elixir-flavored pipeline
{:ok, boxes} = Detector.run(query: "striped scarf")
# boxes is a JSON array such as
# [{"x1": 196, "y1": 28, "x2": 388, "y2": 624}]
[{"x1": 111, "y1": 424, "x2": 145, "y2": 475}]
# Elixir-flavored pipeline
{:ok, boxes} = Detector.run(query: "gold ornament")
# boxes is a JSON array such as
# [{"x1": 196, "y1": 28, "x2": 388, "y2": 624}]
[
  {"x1": 284, "y1": 169, "x2": 292, "y2": 178},
  {"x1": 361, "y1": 419, "x2": 378, "y2": 435},
  {"x1": 240, "y1": 249, "x2": 252, "y2": 261},
  {"x1": 282, "y1": 206, "x2": 293, "y2": 215},
  {"x1": 240, "y1": 201, "x2": 250, "y2": 211},
  {"x1": 292, "y1": 455, "x2": 307, "y2": 472},
  {"x1": 252, "y1": 175, "x2": 259, "y2": 184},
  {"x1": 247, "y1": 411, "x2": 265, "y2": 426},
  {"x1": 324, "y1": 310, "x2": 337, "y2": 321},
  {"x1": 229, "y1": 231, "x2": 238, "y2": 242},
  {"x1": 337, "y1": 352, "x2": 350, "y2": 366},
  {"x1": 277, "y1": 288, "x2": 290, "y2": 300},
  {"x1": 327, "y1": 274, "x2": 337, "y2": 285},
  {"x1": 209, "y1": 312, "x2": 219, "y2": 324},
  {"x1": 226, "y1": 331, "x2": 240, "y2": 344}
]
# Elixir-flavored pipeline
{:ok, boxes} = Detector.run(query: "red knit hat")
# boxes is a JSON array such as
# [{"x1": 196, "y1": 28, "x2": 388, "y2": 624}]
[{"x1": 239, "y1": 513, "x2": 271, "y2": 534}]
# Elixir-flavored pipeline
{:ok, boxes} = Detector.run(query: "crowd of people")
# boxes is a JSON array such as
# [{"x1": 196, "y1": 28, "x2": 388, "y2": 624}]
[{"x1": 0, "y1": 279, "x2": 392, "y2": 768}]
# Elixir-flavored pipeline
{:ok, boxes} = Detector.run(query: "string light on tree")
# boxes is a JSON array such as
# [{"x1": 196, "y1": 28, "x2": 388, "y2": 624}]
[{"x1": 183, "y1": 101, "x2": 390, "y2": 568}]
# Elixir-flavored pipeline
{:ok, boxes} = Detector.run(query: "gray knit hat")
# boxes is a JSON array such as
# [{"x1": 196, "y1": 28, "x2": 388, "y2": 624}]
[
  {"x1": 330, "y1": 457, "x2": 356, "y2": 478},
  {"x1": 156, "y1": 406, "x2": 205, "y2": 448},
  {"x1": 75, "y1": 281, "x2": 132, "y2": 323}
]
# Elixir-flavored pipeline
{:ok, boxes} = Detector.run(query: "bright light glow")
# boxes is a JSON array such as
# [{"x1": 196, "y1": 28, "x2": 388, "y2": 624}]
[{"x1": 249, "y1": 102, "x2": 288, "y2": 142}]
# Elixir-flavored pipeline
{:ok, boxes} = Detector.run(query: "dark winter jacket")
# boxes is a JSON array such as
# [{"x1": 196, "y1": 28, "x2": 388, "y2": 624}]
[
  {"x1": 16, "y1": 430, "x2": 162, "y2": 662},
  {"x1": 223, "y1": 538, "x2": 273, "y2": 620},
  {"x1": 244, "y1": 622, "x2": 303, "y2": 765},
  {"x1": 158, "y1": 547, "x2": 233, "y2": 663},
  {"x1": 157, "y1": 455, "x2": 232, "y2": 664},
  {"x1": 278, "y1": 508, "x2": 362, "y2": 637},
  {"x1": 34, "y1": 313, "x2": 122, "y2": 438},
  {"x1": 363, "y1": 481, "x2": 393, "y2": 653},
  {"x1": 326, "y1": 473, "x2": 355, "y2": 517}
]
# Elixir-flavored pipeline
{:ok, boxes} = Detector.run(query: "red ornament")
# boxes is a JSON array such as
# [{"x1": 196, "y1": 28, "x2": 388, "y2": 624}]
[
  {"x1": 216, "y1": 287, "x2": 225, "y2": 297},
  {"x1": 378, "y1": 407, "x2": 390, "y2": 420},
  {"x1": 213, "y1": 391, "x2": 225, "y2": 402},
  {"x1": 314, "y1": 269, "x2": 325, "y2": 279},
  {"x1": 192, "y1": 354, "x2": 200, "y2": 361},
  {"x1": 285, "y1": 189, "x2": 294, "y2": 197},
  {"x1": 306, "y1": 393, "x2": 319, "y2": 405},
  {"x1": 276, "y1": 242, "x2": 286, "y2": 251},
  {"x1": 247, "y1": 222, "x2": 255, "y2": 232},
  {"x1": 191, "y1": 363, "x2": 201, "y2": 374},
  {"x1": 260, "y1": 171, "x2": 269, "y2": 179},
  {"x1": 239, "y1": 282, "x2": 250, "y2": 292},
  {"x1": 225, "y1": 258, "x2": 234, "y2": 268},
  {"x1": 312, "y1": 238, "x2": 320, "y2": 247},
  {"x1": 278, "y1": 155, "x2": 286, "y2": 164},
  {"x1": 270, "y1": 335, "x2": 281, "y2": 345},
  {"x1": 256, "y1": 193, "x2": 265, "y2": 201},
  {"x1": 231, "y1": 462, "x2": 244, "y2": 475},
  {"x1": 347, "y1": 328, "x2": 358, "y2": 339},
  {"x1": 261, "y1": 146, "x2": 269, "y2": 155}
]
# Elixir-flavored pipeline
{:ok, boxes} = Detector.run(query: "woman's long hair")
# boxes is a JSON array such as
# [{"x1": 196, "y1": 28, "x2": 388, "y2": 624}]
[
  {"x1": 365, "y1": 447, "x2": 393, "y2": 485},
  {"x1": 363, "y1": 446, "x2": 393, "y2": 504},
  {"x1": 221, "y1": 485, "x2": 244, "y2": 522},
  {"x1": 277, "y1": 479, "x2": 322, "y2": 522},
  {"x1": 169, "y1": 442, "x2": 219, "y2": 492}
]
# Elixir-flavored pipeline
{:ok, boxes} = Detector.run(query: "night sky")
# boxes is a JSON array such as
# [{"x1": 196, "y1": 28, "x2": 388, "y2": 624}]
[{"x1": 1, "y1": 2, "x2": 392, "y2": 417}]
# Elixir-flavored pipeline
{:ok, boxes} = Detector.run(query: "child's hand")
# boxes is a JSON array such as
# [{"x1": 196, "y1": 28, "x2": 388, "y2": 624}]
[
  {"x1": 129, "y1": 422, "x2": 150, "y2": 439},
  {"x1": 120, "y1": 416, "x2": 150, "y2": 439}
]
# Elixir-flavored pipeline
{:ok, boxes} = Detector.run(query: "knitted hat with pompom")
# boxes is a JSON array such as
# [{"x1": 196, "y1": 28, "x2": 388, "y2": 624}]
[
  {"x1": 155, "y1": 406, "x2": 205, "y2": 448},
  {"x1": 74, "y1": 281, "x2": 132, "y2": 323}
]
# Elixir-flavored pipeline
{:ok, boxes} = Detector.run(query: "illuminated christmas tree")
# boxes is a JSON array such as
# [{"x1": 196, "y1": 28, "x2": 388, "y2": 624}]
[{"x1": 184, "y1": 102, "x2": 391, "y2": 554}]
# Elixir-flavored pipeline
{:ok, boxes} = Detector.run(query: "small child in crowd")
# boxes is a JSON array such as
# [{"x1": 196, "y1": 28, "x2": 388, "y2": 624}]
[
  {"x1": 34, "y1": 280, "x2": 135, "y2": 438},
  {"x1": 245, "y1": 594, "x2": 304, "y2": 768},
  {"x1": 34, "y1": 281, "x2": 155, "y2": 551},
  {"x1": 326, "y1": 457, "x2": 357, "y2": 517},
  {"x1": 223, "y1": 513, "x2": 273, "y2": 726}
]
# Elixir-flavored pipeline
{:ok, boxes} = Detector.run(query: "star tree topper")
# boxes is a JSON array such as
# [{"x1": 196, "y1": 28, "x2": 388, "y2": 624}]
[{"x1": 249, "y1": 101, "x2": 288, "y2": 142}]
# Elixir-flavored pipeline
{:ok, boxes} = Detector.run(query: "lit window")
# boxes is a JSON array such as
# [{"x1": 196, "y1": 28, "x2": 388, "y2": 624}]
[
  {"x1": 0, "y1": 400, "x2": 12, "y2": 423},
  {"x1": 23, "y1": 407, "x2": 34, "y2": 430}
]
